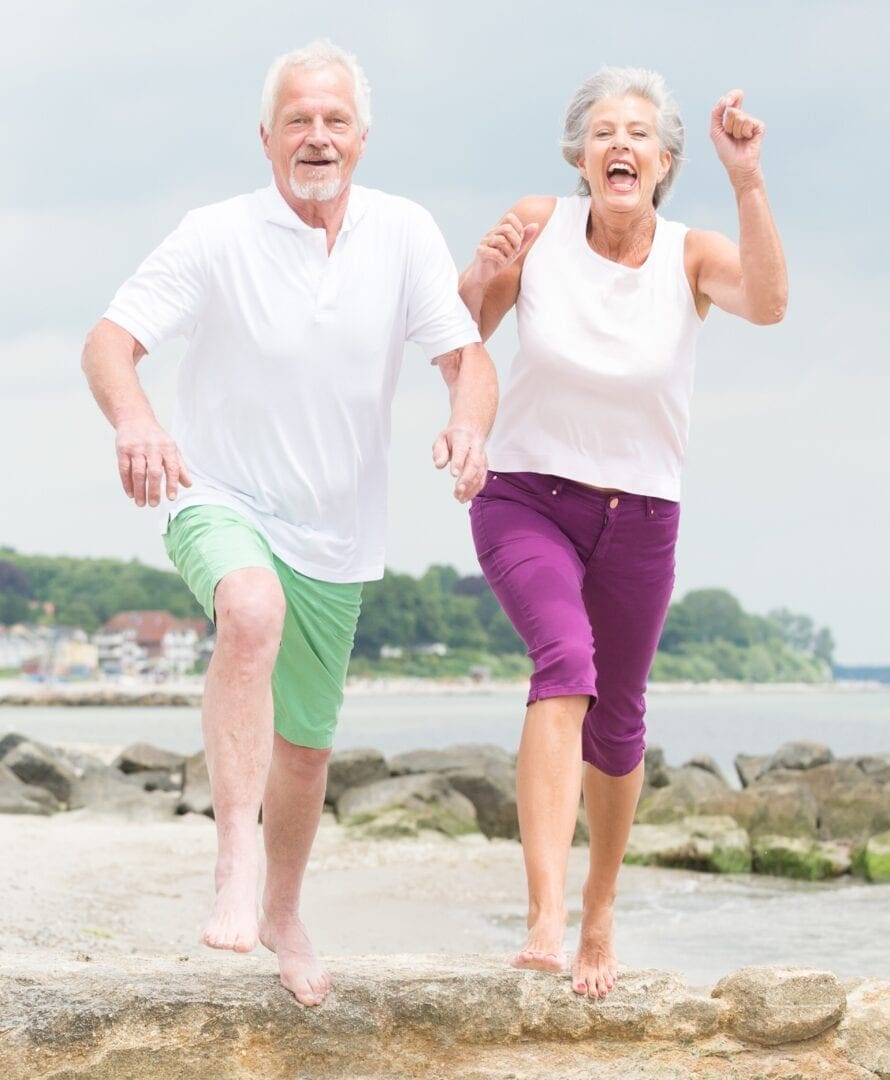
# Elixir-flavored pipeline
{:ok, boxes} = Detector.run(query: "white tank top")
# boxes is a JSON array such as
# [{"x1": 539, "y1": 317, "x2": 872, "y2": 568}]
[{"x1": 487, "y1": 196, "x2": 703, "y2": 500}]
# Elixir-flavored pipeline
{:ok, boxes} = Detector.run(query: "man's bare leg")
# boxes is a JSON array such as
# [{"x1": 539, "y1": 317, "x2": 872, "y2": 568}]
[
  {"x1": 513, "y1": 694, "x2": 587, "y2": 971},
  {"x1": 200, "y1": 568, "x2": 284, "y2": 952},
  {"x1": 259, "y1": 734, "x2": 332, "y2": 1006},
  {"x1": 572, "y1": 759, "x2": 644, "y2": 998}
]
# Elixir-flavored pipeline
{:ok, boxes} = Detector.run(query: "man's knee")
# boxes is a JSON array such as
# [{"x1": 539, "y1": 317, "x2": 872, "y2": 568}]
[
  {"x1": 215, "y1": 567, "x2": 286, "y2": 660},
  {"x1": 274, "y1": 735, "x2": 332, "y2": 776}
]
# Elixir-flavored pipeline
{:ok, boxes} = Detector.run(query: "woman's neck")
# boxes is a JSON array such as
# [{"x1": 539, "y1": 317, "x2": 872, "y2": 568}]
[{"x1": 586, "y1": 204, "x2": 657, "y2": 267}]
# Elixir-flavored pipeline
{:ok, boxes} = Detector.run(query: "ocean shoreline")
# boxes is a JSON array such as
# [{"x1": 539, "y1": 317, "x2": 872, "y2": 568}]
[{"x1": 1, "y1": 676, "x2": 886, "y2": 707}]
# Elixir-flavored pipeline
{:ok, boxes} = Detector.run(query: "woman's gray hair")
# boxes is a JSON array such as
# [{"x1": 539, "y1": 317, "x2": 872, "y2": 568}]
[
  {"x1": 260, "y1": 40, "x2": 372, "y2": 133},
  {"x1": 560, "y1": 67, "x2": 685, "y2": 208}
]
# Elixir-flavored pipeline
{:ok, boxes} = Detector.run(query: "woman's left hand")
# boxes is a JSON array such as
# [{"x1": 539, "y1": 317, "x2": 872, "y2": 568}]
[{"x1": 710, "y1": 90, "x2": 765, "y2": 189}]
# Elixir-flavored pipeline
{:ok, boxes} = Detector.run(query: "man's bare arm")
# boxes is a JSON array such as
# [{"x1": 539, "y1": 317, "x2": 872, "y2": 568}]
[
  {"x1": 81, "y1": 318, "x2": 191, "y2": 507},
  {"x1": 432, "y1": 343, "x2": 498, "y2": 502}
]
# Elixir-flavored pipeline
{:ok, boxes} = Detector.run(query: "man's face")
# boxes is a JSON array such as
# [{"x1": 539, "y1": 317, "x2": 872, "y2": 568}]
[{"x1": 261, "y1": 64, "x2": 366, "y2": 203}]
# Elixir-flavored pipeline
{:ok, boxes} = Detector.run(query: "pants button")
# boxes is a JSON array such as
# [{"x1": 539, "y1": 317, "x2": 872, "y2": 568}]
[
  {"x1": 609, "y1": 496, "x2": 619, "y2": 509},
  {"x1": 551, "y1": 489, "x2": 558, "y2": 495}
]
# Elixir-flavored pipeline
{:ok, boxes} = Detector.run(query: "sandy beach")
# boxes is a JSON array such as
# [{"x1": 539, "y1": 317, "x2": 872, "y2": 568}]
[{"x1": 3, "y1": 808, "x2": 889, "y2": 988}]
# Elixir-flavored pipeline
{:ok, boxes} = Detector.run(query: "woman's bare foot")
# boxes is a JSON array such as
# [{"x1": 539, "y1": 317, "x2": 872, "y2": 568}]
[
  {"x1": 572, "y1": 901, "x2": 618, "y2": 998},
  {"x1": 511, "y1": 910, "x2": 566, "y2": 972},
  {"x1": 259, "y1": 910, "x2": 331, "y2": 1006},
  {"x1": 201, "y1": 858, "x2": 259, "y2": 952}
]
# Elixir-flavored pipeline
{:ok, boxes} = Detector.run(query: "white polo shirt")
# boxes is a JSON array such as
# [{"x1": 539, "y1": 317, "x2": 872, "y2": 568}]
[{"x1": 104, "y1": 183, "x2": 480, "y2": 582}]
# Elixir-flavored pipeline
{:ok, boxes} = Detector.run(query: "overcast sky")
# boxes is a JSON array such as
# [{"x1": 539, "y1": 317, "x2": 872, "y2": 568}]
[{"x1": 2, "y1": 0, "x2": 888, "y2": 663}]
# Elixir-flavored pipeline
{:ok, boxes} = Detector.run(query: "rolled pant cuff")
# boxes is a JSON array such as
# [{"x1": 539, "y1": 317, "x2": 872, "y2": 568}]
[
  {"x1": 582, "y1": 744, "x2": 646, "y2": 777},
  {"x1": 527, "y1": 683, "x2": 597, "y2": 707}
]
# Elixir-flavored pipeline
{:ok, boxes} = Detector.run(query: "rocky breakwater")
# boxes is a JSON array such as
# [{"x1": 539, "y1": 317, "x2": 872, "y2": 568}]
[
  {"x1": 2, "y1": 732, "x2": 889, "y2": 883},
  {"x1": 1, "y1": 955, "x2": 888, "y2": 1078},
  {"x1": 633, "y1": 741, "x2": 890, "y2": 883}
]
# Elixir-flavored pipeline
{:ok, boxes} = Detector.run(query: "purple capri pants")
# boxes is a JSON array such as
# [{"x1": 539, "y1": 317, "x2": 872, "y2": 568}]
[{"x1": 470, "y1": 471, "x2": 679, "y2": 776}]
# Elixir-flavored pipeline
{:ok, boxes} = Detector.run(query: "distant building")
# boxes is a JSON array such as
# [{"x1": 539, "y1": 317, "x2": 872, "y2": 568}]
[
  {"x1": 95, "y1": 611, "x2": 210, "y2": 675},
  {"x1": 0, "y1": 625, "x2": 44, "y2": 670}
]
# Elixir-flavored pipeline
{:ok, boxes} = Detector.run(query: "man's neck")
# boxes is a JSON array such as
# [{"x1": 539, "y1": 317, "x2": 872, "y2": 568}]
[{"x1": 275, "y1": 178, "x2": 352, "y2": 254}]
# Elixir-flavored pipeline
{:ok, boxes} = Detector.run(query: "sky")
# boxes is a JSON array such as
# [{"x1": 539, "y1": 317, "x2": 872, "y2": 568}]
[{"x1": 2, "y1": 0, "x2": 889, "y2": 663}]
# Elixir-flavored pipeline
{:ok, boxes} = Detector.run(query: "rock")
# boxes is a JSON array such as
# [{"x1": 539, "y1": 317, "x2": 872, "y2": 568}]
[
  {"x1": 635, "y1": 766, "x2": 731, "y2": 824},
  {"x1": 388, "y1": 745, "x2": 517, "y2": 839},
  {"x1": 336, "y1": 773, "x2": 478, "y2": 837},
  {"x1": 863, "y1": 831, "x2": 890, "y2": 883},
  {"x1": 735, "y1": 753, "x2": 770, "y2": 788},
  {"x1": 442, "y1": 763, "x2": 517, "y2": 839},
  {"x1": 644, "y1": 745, "x2": 670, "y2": 788},
  {"x1": 0, "y1": 732, "x2": 27, "y2": 759},
  {"x1": 177, "y1": 751, "x2": 213, "y2": 817},
  {"x1": 0, "y1": 763, "x2": 58, "y2": 814},
  {"x1": 684, "y1": 754, "x2": 727, "y2": 784},
  {"x1": 625, "y1": 815, "x2": 752, "y2": 874},
  {"x1": 699, "y1": 781, "x2": 820, "y2": 840},
  {"x1": 763, "y1": 740, "x2": 834, "y2": 773},
  {"x1": 819, "y1": 783, "x2": 890, "y2": 843},
  {"x1": 573, "y1": 801, "x2": 588, "y2": 846},
  {"x1": 131, "y1": 769, "x2": 183, "y2": 793},
  {"x1": 2, "y1": 739, "x2": 80, "y2": 804},
  {"x1": 753, "y1": 835, "x2": 851, "y2": 880},
  {"x1": 388, "y1": 743, "x2": 514, "y2": 776},
  {"x1": 325, "y1": 747, "x2": 389, "y2": 805},
  {"x1": 837, "y1": 978, "x2": 890, "y2": 1078},
  {"x1": 113, "y1": 742, "x2": 185, "y2": 775},
  {"x1": 856, "y1": 753, "x2": 890, "y2": 783},
  {"x1": 712, "y1": 966, "x2": 846, "y2": 1045}
]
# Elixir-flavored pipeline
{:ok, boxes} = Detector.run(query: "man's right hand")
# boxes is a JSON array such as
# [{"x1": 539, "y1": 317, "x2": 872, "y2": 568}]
[
  {"x1": 115, "y1": 418, "x2": 191, "y2": 507},
  {"x1": 469, "y1": 213, "x2": 539, "y2": 287}
]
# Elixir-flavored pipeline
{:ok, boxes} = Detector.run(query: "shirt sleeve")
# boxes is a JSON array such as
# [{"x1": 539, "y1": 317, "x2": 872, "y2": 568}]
[
  {"x1": 102, "y1": 210, "x2": 209, "y2": 353},
  {"x1": 404, "y1": 207, "x2": 481, "y2": 362}
]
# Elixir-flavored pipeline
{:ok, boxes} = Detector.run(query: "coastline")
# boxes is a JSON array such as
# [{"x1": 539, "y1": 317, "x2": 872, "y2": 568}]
[{"x1": 0, "y1": 676, "x2": 886, "y2": 706}]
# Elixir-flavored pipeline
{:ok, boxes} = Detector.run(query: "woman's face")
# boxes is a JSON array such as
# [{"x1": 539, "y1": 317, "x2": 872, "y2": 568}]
[{"x1": 577, "y1": 94, "x2": 671, "y2": 216}]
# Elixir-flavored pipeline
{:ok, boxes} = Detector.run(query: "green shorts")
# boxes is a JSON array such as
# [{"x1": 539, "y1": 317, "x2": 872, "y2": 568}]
[{"x1": 163, "y1": 505, "x2": 362, "y2": 749}]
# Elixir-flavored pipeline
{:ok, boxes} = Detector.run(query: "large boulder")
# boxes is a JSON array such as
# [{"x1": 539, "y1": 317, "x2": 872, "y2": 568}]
[
  {"x1": 177, "y1": 751, "x2": 213, "y2": 817},
  {"x1": 856, "y1": 753, "x2": 890, "y2": 783},
  {"x1": 818, "y1": 783, "x2": 890, "y2": 843},
  {"x1": 683, "y1": 754, "x2": 727, "y2": 785},
  {"x1": 336, "y1": 773, "x2": 478, "y2": 838},
  {"x1": 625, "y1": 815, "x2": 752, "y2": 874},
  {"x1": 389, "y1": 745, "x2": 517, "y2": 839},
  {"x1": 699, "y1": 780, "x2": 820, "y2": 840},
  {"x1": 113, "y1": 743, "x2": 185, "y2": 776},
  {"x1": 862, "y1": 831, "x2": 890, "y2": 883},
  {"x1": 324, "y1": 748, "x2": 389, "y2": 805},
  {"x1": 2, "y1": 740, "x2": 80, "y2": 805},
  {"x1": 0, "y1": 762, "x2": 58, "y2": 815},
  {"x1": 635, "y1": 765, "x2": 730, "y2": 824},
  {"x1": 643, "y1": 745, "x2": 670, "y2": 788},
  {"x1": 388, "y1": 744, "x2": 514, "y2": 776},
  {"x1": 752, "y1": 835, "x2": 851, "y2": 880},
  {"x1": 837, "y1": 979, "x2": 890, "y2": 1078},
  {"x1": 712, "y1": 966, "x2": 846, "y2": 1046},
  {"x1": 735, "y1": 753, "x2": 770, "y2": 788},
  {"x1": 762, "y1": 741, "x2": 834, "y2": 774}
]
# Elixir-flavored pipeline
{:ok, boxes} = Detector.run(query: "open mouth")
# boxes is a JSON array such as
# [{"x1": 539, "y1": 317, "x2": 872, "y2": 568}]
[{"x1": 606, "y1": 161, "x2": 638, "y2": 192}]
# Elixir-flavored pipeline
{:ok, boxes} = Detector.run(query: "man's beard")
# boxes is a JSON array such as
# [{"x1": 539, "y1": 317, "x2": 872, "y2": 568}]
[{"x1": 289, "y1": 156, "x2": 343, "y2": 201}]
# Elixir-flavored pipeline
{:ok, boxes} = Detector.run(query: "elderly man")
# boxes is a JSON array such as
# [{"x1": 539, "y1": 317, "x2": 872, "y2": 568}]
[{"x1": 82, "y1": 40, "x2": 496, "y2": 1006}]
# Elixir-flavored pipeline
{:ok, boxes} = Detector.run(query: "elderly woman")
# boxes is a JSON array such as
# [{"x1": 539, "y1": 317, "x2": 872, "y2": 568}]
[{"x1": 459, "y1": 69, "x2": 786, "y2": 999}]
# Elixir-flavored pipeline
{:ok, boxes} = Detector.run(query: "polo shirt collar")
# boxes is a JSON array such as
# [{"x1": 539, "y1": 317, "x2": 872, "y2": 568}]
[{"x1": 260, "y1": 181, "x2": 369, "y2": 234}]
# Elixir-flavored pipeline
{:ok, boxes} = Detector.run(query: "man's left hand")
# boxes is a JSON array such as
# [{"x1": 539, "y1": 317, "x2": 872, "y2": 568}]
[{"x1": 432, "y1": 426, "x2": 488, "y2": 502}]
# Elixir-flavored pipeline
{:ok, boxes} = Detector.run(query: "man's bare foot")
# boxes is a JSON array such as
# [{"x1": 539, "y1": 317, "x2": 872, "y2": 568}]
[
  {"x1": 259, "y1": 911, "x2": 331, "y2": 1006},
  {"x1": 201, "y1": 860, "x2": 258, "y2": 952},
  {"x1": 572, "y1": 901, "x2": 618, "y2": 998},
  {"x1": 511, "y1": 911, "x2": 566, "y2": 972}
]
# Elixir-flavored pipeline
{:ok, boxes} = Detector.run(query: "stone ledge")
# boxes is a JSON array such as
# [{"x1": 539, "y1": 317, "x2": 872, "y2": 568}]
[{"x1": 0, "y1": 955, "x2": 885, "y2": 1079}]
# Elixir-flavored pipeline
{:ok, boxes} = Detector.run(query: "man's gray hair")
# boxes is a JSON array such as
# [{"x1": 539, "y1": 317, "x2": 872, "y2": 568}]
[
  {"x1": 560, "y1": 67, "x2": 685, "y2": 208},
  {"x1": 260, "y1": 40, "x2": 372, "y2": 133}
]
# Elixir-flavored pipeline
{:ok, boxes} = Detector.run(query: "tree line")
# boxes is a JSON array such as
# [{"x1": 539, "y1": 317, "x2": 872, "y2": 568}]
[{"x1": 0, "y1": 549, "x2": 834, "y2": 681}]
